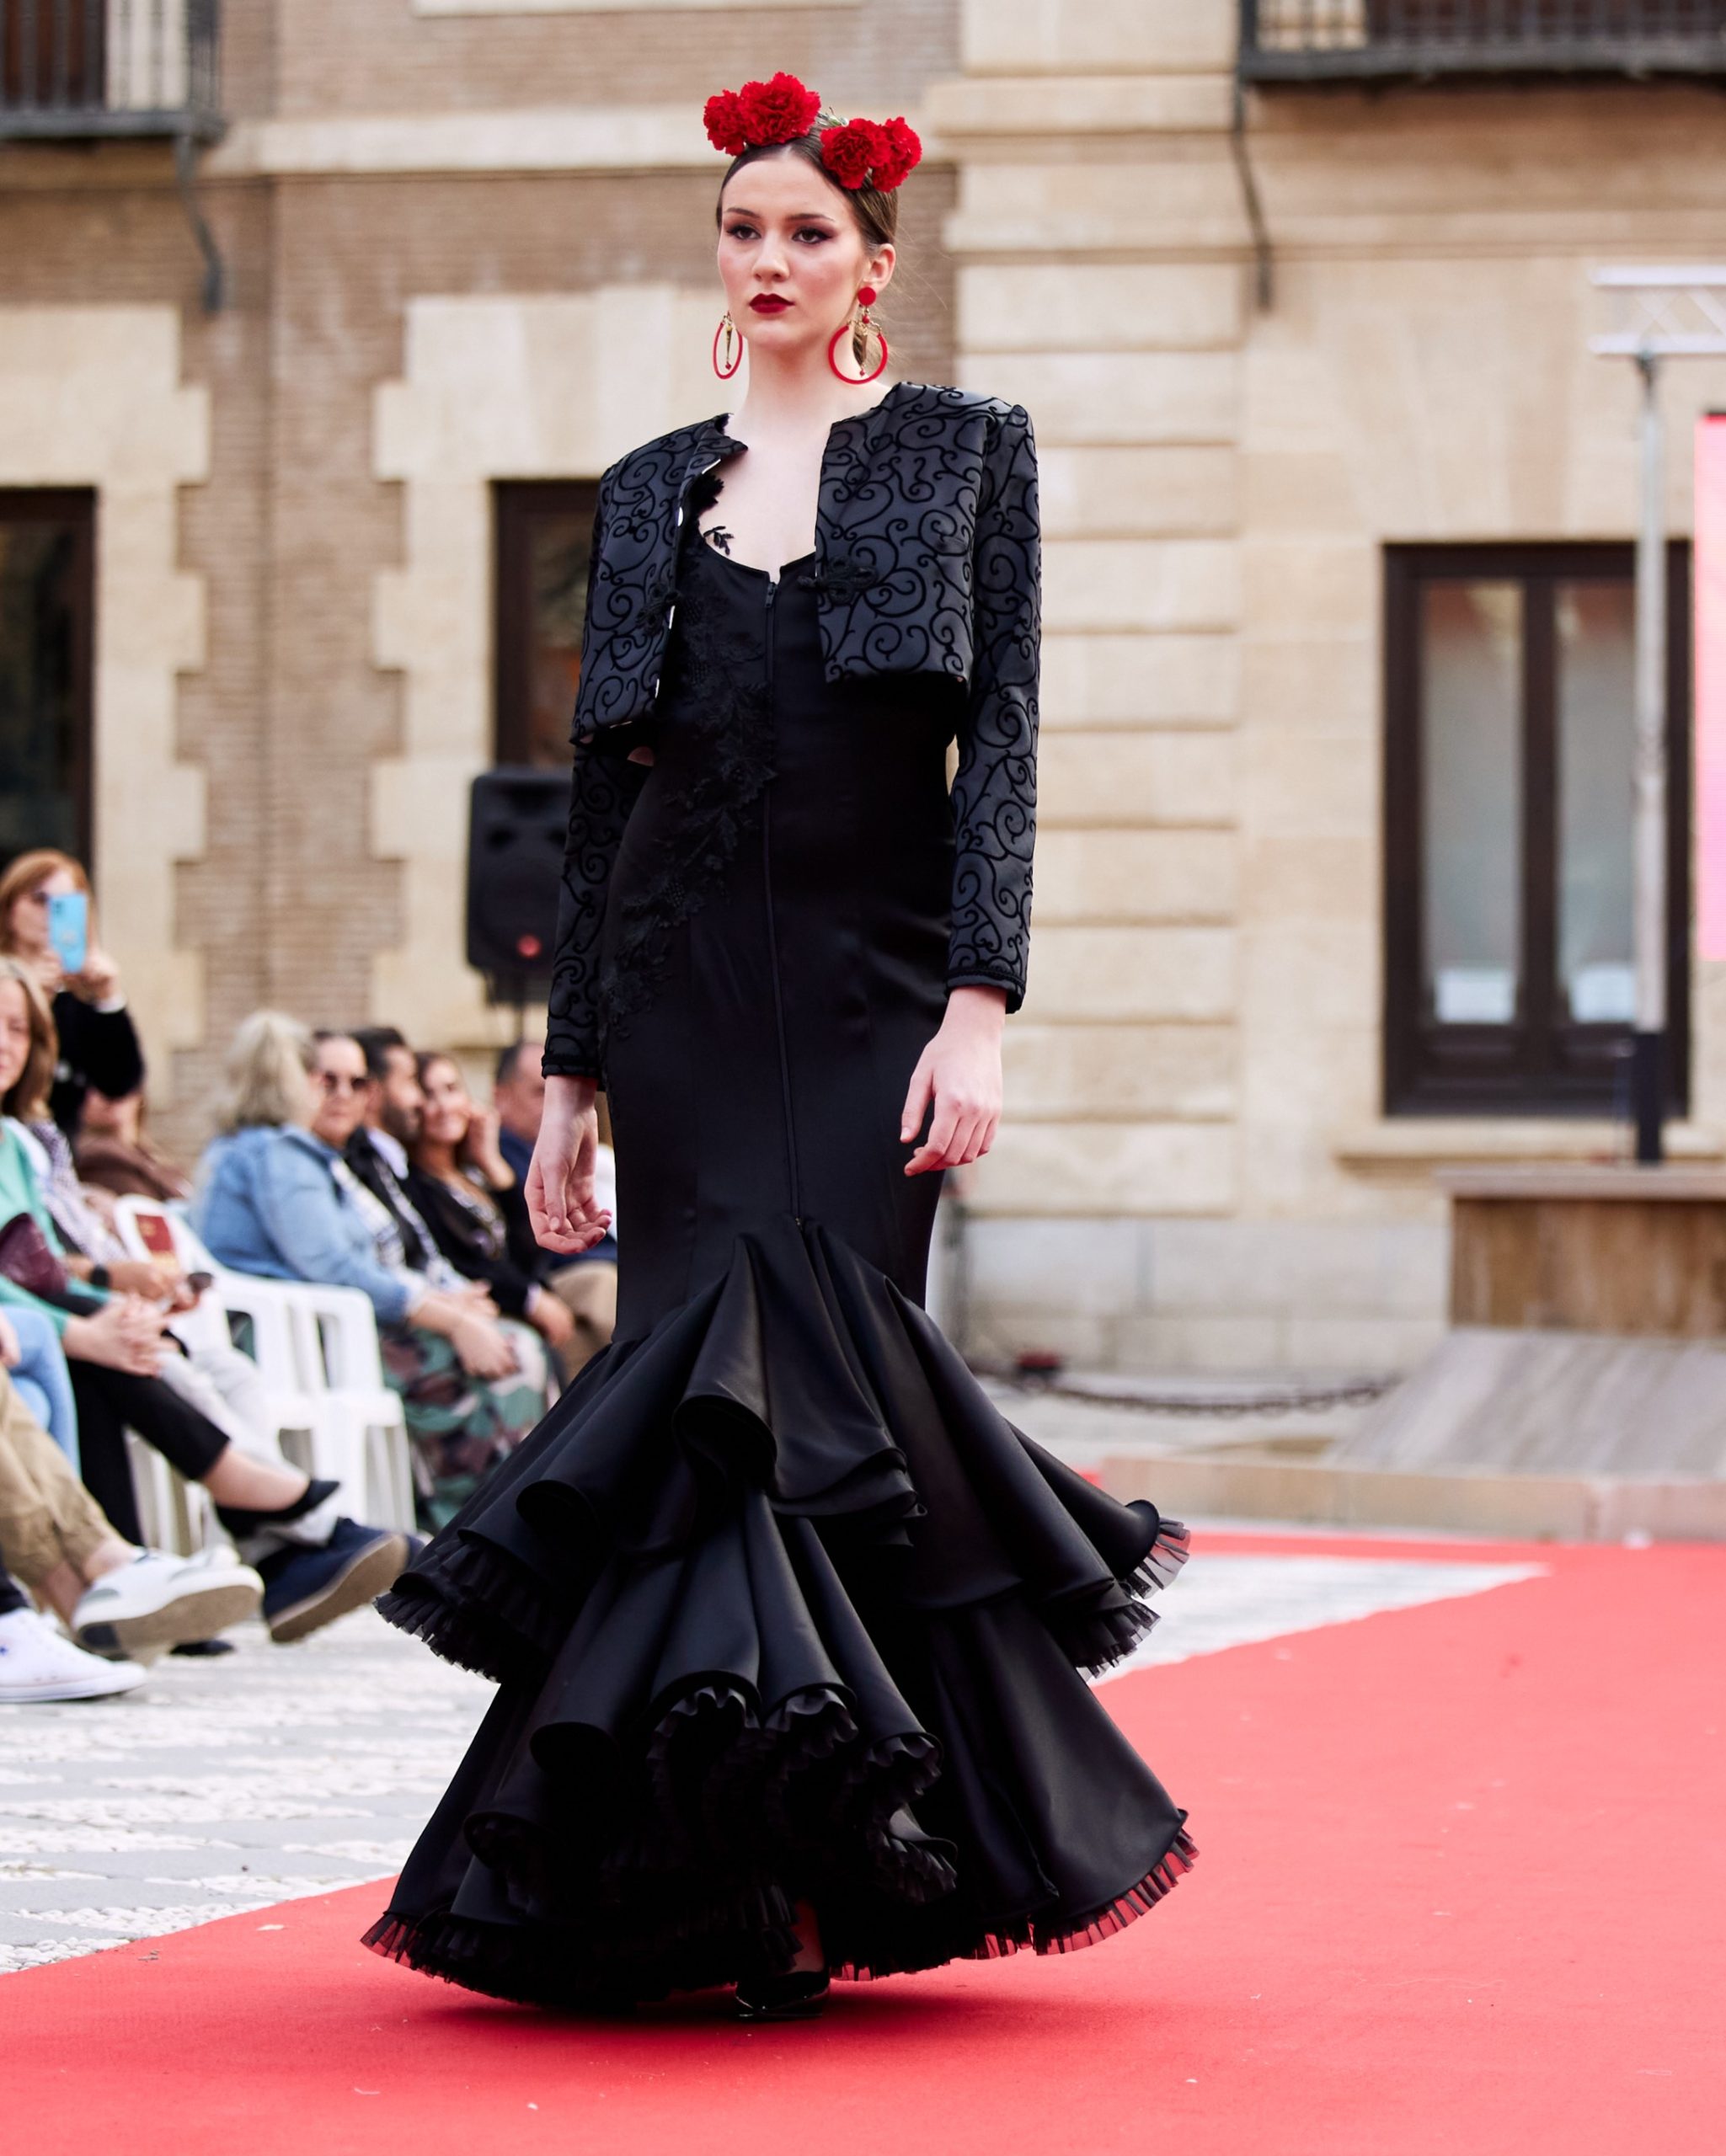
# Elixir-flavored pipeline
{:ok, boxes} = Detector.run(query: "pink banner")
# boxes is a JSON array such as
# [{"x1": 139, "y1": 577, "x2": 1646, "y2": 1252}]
[{"x1": 1698, "y1": 417, "x2": 1726, "y2": 961}]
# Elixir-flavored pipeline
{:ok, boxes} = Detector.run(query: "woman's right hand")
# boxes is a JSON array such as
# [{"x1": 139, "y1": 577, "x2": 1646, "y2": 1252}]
[
  {"x1": 527, "y1": 1075, "x2": 612, "y2": 1256},
  {"x1": 62, "y1": 1296, "x2": 168, "y2": 1376}
]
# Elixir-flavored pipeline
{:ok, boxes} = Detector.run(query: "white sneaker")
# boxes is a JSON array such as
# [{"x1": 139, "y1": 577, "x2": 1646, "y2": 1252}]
[
  {"x1": 0, "y1": 1606, "x2": 148, "y2": 1701},
  {"x1": 72, "y1": 1547, "x2": 265, "y2": 1662}
]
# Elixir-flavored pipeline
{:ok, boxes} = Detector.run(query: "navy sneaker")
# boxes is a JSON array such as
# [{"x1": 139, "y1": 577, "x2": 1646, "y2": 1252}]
[{"x1": 260, "y1": 1519, "x2": 411, "y2": 1644}]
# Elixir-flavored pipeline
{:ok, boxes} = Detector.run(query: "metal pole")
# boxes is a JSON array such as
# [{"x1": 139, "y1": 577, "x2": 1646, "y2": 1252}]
[{"x1": 1631, "y1": 350, "x2": 1667, "y2": 1163}]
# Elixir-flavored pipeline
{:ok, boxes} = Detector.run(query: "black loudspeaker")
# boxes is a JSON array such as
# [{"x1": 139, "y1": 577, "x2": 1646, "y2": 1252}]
[{"x1": 466, "y1": 766, "x2": 570, "y2": 998}]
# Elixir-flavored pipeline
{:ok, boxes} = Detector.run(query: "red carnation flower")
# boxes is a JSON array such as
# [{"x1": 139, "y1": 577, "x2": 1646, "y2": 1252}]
[
  {"x1": 735, "y1": 72, "x2": 821, "y2": 147},
  {"x1": 703, "y1": 89, "x2": 751, "y2": 157},
  {"x1": 819, "y1": 115, "x2": 888, "y2": 192},
  {"x1": 871, "y1": 115, "x2": 922, "y2": 192}
]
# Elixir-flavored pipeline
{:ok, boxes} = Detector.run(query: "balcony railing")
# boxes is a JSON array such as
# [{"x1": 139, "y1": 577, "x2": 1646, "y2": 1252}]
[
  {"x1": 1241, "y1": 1, "x2": 1726, "y2": 79},
  {"x1": 0, "y1": 0, "x2": 222, "y2": 140}
]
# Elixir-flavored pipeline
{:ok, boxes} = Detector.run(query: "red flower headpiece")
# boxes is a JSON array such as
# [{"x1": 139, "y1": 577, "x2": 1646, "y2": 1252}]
[{"x1": 703, "y1": 72, "x2": 922, "y2": 194}]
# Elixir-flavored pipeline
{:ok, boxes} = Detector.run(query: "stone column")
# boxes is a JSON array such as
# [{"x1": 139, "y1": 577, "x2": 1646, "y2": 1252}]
[{"x1": 925, "y1": 2, "x2": 1250, "y2": 1364}]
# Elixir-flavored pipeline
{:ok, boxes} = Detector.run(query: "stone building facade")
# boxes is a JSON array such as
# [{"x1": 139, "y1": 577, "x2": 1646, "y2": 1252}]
[{"x1": 3, "y1": 0, "x2": 1723, "y2": 1372}]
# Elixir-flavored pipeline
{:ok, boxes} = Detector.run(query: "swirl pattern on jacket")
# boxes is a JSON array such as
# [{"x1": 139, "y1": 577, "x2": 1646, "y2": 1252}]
[{"x1": 543, "y1": 383, "x2": 1039, "y2": 1079}]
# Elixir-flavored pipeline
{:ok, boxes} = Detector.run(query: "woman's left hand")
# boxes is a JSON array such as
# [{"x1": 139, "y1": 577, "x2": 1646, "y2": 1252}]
[{"x1": 900, "y1": 986, "x2": 1007, "y2": 1177}]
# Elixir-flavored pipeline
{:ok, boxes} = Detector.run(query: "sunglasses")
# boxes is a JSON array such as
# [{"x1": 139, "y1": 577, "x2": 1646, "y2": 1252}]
[{"x1": 315, "y1": 1071, "x2": 367, "y2": 1095}]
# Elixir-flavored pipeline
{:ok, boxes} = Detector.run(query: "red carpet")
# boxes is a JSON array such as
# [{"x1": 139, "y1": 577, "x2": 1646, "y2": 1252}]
[{"x1": 11, "y1": 1533, "x2": 1723, "y2": 2154}]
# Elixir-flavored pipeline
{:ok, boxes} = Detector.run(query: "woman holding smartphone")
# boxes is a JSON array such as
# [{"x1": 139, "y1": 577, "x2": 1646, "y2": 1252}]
[{"x1": 0, "y1": 850, "x2": 144, "y2": 1136}]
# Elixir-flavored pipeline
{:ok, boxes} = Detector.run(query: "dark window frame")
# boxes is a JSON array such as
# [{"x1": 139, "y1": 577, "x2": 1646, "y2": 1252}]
[
  {"x1": 0, "y1": 485, "x2": 95, "y2": 867},
  {"x1": 493, "y1": 478, "x2": 600, "y2": 770},
  {"x1": 1383, "y1": 540, "x2": 1691, "y2": 1118}
]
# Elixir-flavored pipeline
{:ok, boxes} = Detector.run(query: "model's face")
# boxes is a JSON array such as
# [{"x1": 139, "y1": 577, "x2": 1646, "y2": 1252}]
[
  {"x1": 717, "y1": 152, "x2": 893, "y2": 370},
  {"x1": 419, "y1": 1057, "x2": 472, "y2": 1150},
  {"x1": 494, "y1": 1059, "x2": 545, "y2": 1145},
  {"x1": 7, "y1": 868, "x2": 75, "y2": 958},
  {"x1": 0, "y1": 980, "x2": 32, "y2": 1097},
  {"x1": 310, "y1": 1035, "x2": 369, "y2": 1148}
]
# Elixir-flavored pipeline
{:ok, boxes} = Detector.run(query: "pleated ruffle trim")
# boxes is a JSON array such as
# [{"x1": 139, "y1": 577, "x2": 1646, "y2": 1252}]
[{"x1": 367, "y1": 1214, "x2": 1194, "y2": 2004}]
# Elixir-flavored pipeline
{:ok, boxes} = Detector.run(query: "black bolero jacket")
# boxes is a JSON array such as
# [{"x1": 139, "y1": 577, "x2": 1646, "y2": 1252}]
[{"x1": 542, "y1": 382, "x2": 1040, "y2": 1080}]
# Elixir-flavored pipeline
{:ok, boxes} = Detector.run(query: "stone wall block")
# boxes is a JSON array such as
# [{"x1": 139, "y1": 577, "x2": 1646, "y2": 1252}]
[
  {"x1": 1005, "y1": 1023, "x2": 1237, "y2": 1119},
  {"x1": 1019, "y1": 925, "x2": 1237, "y2": 1022},
  {"x1": 1039, "y1": 446, "x2": 1238, "y2": 540},
  {"x1": 974, "y1": 352, "x2": 1238, "y2": 446},
  {"x1": 974, "y1": 1119, "x2": 1236, "y2": 1215},
  {"x1": 960, "y1": 263, "x2": 1242, "y2": 354},
  {"x1": 1040, "y1": 729, "x2": 1237, "y2": 826},
  {"x1": 1042, "y1": 633, "x2": 1239, "y2": 728},
  {"x1": 1034, "y1": 828, "x2": 1237, "y2": 923},
  {"x1": 1044, "y1": 537, "x2": 1239, "y2": 635},
  {"x1": 963, "y1": 0, "x2": 1236, "y2": 74}
]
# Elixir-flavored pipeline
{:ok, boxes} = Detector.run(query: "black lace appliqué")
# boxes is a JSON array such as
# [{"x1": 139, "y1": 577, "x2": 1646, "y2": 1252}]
[{"x1": 595, "y1": 542, "x2": 776, "y2": 1046}]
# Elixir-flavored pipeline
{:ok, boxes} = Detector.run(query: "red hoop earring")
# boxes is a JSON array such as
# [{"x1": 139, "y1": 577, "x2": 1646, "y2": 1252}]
[
  {"x1": 828, "y1": 286, "x2": 889, "y2": 386},
  {"x1": 713, "y1": 312, "x2": 742, "y2": 381}
]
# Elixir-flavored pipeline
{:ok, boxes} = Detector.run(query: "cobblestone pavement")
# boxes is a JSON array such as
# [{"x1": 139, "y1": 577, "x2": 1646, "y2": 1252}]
[{"x1": 0, "y1": 1549, "x2": 1540, "y2": 1974}]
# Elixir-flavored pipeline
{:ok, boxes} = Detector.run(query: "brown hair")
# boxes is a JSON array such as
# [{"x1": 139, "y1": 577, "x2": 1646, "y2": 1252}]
[
  {"x1": 0, "y1": 957, "x2": 61, "y2": 1122},
  {"x1": 716, "y1": 126, "x2": 897, "y2": 364},
  {"x1": 0, "y1": 849, "x2": 95, "y2": 959}
]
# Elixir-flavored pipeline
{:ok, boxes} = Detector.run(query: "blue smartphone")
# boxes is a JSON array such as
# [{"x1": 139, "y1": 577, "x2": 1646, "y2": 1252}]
[{"x1": 47, "y1": 890, "x2": 88, "y2": 978}]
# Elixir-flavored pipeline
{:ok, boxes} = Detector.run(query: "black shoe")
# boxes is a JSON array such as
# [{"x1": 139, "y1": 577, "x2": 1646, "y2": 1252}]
[
  {"x1": 215, "y1": 1476, "x2": 341, "y2": 1544},
  {"x1": 734, "y1": 1968, "x2": 830, "y2": 2022},
  {"x1": 260, "y1": 1519, "x2": 410, "y2": 1644}
]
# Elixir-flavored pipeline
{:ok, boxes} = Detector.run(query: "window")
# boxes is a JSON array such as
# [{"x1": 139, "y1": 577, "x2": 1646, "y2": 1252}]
[
  {"x1": 1384, "y1": 542, "x2": 1691, "y2": 1115},
  {"x1": 0, "y1": 489, "x2": 94, "y2": 867},
  {"x1": 493, "y1": 481, "x2": 599, "y2": 769}
]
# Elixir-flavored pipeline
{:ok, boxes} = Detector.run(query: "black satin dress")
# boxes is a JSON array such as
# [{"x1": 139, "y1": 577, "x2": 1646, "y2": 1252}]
[{"x1": 366, "y1": 528, "x2": 1195, "y2": 2005}]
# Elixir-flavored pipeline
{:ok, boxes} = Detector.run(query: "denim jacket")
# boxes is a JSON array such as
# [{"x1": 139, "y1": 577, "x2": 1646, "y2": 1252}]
[
  {"x1": 543, "y1": 382, "x2": 1040, "y2": 1078},
  {"x1": 192, "y1": 1124, "x2": 419, "y2": 1326}
]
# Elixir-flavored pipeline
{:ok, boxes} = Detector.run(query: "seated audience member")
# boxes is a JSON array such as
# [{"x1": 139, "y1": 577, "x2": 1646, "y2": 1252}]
[
  {"x1": 20, "y1": 1098, "x2": 410, "y2": 1614},
  {"x1": 494, "y1": 1038, "x2": 619, "y2": 1369},
  {"x1": 0, "y1": 963, "x2": 405, "y2": 1642},
  {"x1": 0, "y1": 850, "x2": 144, "y2": 1136},
  {"x1": 0, "y1": 1540, "x2": 147, "y2": 1702},
  {"x1": 195, "y1": 1016, "x2": 548, "y2": 1529},
  {"x1": 407, "y1": 1052, "x2": 575, "y2": 1372},
  {"x1": 73, "y1": 1083, "x2": 192, "y2": 1203},
  {"x1": 347, "y1": 1027, "x2": 441, "y2": 1273},
  {"x1": 0, "y1": 1350, "x2": 260, "y2": 1663}
]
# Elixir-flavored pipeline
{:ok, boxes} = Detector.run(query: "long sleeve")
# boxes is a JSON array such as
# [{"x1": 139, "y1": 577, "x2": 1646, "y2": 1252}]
[
  {"x1": 252, "y1": 1139, "x2": 417, "y2": 1325},
  {"x1": 543, "y1": 734, "x2": 646, "y2": 1081},
  {"x1": 947, "y1": 402, "x2": 1039, "y2": 1014},
  {"x1": 50, "y1": 996, "x2": 145, "y2": 1134}
]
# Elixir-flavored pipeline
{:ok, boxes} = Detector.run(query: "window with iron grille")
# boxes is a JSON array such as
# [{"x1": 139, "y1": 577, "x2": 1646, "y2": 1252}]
[
  {"x1": 1242, "y1": 2, "x2": 1726, "y2": 79},
  {"x1": 1383, "y1": 543, "x2": 1691, "y2": 1114}
]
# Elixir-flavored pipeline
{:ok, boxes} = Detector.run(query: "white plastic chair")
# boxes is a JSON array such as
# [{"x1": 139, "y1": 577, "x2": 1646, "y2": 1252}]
[
  {"x1": 124, "y1": 1429, "x2": 216, "y2": 1557},
  {"x1": 111, "y1": 1196, "x2": 417, "y2": 1531}
]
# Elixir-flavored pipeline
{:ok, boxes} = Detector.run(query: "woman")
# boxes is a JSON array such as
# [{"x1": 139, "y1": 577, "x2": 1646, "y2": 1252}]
[
  {"x1": 406, "y1": 1052, "x2": 577, "y2": 1374},
  {"x1": 371, "y1": 77, "x2": 1193, "y2": 2020},
  {"x1": 195, "y1": 1018, "x2": 547, "y2": 1529},
  {"x1": 0, "y1": 963, "x2": 406, "y2": 1642},
  {"x1": 73, "y1": 1083, "x2": 194, "y2": 1203},
  {"x1": 0, "y1": 850, "x2": 144, "y2": 1136}
]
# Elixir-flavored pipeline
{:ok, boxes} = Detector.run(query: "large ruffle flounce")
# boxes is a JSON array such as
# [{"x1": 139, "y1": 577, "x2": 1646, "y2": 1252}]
[{"x1": 366, "y1": 1215, "x2": 1194, "y2": 2005}]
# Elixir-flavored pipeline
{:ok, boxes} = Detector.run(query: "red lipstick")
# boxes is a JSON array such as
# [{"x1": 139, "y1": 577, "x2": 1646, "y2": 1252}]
[{"x1": 750, "y1": 295, "x2": 792, "y2": 314}]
